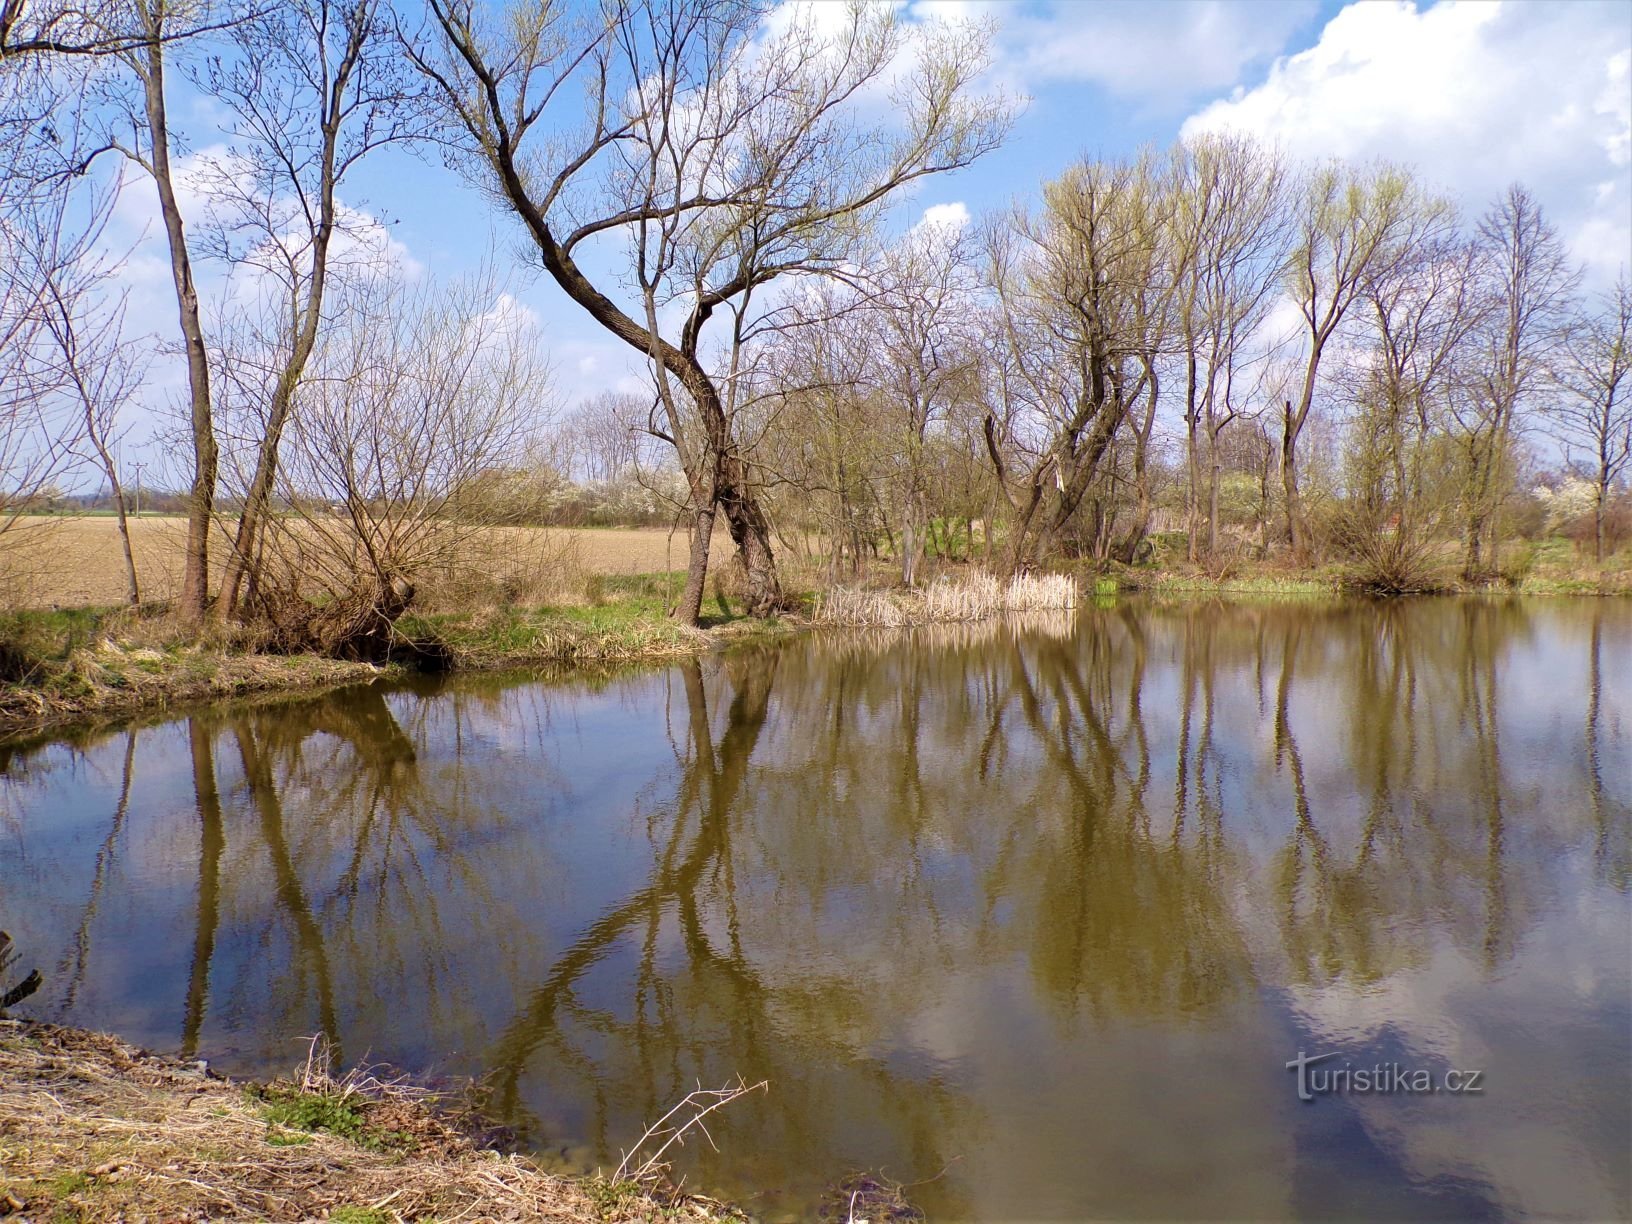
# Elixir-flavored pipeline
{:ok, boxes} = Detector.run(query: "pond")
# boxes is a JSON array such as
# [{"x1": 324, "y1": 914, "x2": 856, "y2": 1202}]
[{"x1": 1, "y1": 598, "x2": 1628, "y2": 1221}]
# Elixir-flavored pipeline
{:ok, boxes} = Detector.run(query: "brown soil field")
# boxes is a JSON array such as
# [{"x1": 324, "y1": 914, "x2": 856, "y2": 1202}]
[{"x1": 0, "y1": 516, "x2": 715, "y2": 609}]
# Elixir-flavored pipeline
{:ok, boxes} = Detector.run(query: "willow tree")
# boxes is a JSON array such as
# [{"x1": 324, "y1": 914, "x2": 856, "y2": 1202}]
[
  {"x1": 983, "y1": 155, "x2": 1168, "y2": 570},
  {"x1": 411, "y1": 0, "x2": 1009, "y2": 623},
  {"x1": 803, "y1": 222, "x2": 982, "y2": 586},
  {"x1": 1343, "y1": 205, "x2": 1482, "y2": 589},
  {"x1": 1281, "y1": 162, "x2": 1420, "y2": 556},
  {"x1": 1169, "y1": 135, "x2": 1291, "y2": 561}
]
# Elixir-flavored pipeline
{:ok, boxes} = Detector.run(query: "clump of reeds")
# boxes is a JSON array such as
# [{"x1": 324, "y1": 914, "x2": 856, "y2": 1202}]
[
  {"x1": 1003, "y1": 571, "x2": 1078, "y2": 612},
  {"x1": 814, "y1": 570, "x2": 1077, "y2": 626},
  {"x1": 921, "y1": 572, "x2": 1004, "y2": 620},
  {"x1": 813, "y1": 585, "x2": 911, "y2": 628}
]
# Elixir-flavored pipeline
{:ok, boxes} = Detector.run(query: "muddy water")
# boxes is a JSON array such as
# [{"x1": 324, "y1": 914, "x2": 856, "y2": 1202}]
[{"x1": 2, "y1": 598, "x2": 1628, "y2": 1221}]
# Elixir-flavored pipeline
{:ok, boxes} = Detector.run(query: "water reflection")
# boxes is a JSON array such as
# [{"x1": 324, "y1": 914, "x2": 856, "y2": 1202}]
[{"x1": 0, "y1": 599, "x2": 1627, "y2": 1220}]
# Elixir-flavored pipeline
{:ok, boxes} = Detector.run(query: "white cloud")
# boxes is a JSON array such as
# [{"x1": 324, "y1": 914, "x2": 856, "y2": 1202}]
[
  {"x1": 95, "y1": 147, "x2": 429, "y2": 467},
  {"x1": 918, "y1": 200, "x2": 971, "y2": 231},
  {"x1": 1182, "y1": 1, "x2": 1632, "y2": 283},
  {"x1": 977, "y1": 0, "x2": 1316, "y2": 108}
]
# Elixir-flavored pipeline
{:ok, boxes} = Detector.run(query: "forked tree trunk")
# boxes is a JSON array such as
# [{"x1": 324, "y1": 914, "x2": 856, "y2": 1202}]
[
  {"x1": 717, "y1": 478, "x2": 781, "y2": 616},
  {"x1": 683, "y1": 371, "x2": 785, "y2": 618},
  {"x1": 218, "y1": 376, "x2": 303, "y2": 620}
]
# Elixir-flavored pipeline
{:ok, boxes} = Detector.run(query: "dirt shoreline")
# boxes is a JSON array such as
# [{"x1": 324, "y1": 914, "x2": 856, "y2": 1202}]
[{"x1": 0, "y1": 1019, "x2": 735, "y2": 1223}]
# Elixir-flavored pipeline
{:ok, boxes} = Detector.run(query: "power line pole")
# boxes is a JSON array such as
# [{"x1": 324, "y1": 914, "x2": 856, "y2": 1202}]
[{"x1": 131, "y1": 462, "x2": 146, "y2": 516}]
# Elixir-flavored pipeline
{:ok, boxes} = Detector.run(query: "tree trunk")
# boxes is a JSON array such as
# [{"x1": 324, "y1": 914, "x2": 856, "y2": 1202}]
[
  {"x1": 1281, "y1": 399, "x2": 1305, "y2": 555},
  {"x1": 900, "y1": 485, "x2": 926, "y2": 587},
  {"x1": 1207, "y1": 429, "x2": 1222, "y2": 559},
  {"x1": 1184, "y1": 354, "x2": 1200, "y2": 562},
  {"x1": 717, "y1": 475, "x2": 781, "y2": 616},
  {"x1": 143, "y1": 37, "x2": 215, "y2": 623},
  {"x1": 82, "y1": 420, "x2": 140, "y2": 605},
  {"x1": 1464, "y1": 511, "x2": 1485, "y2": 580},
  {"x1": 217, "y1": 378, "x2": 301, "y2": 620},
  {"x1": 1595, "y1": 480, "x2": 1607, "y2": 564},
  {"x1": 673, "y1": 486, "x2": 715, "y2": 627}
]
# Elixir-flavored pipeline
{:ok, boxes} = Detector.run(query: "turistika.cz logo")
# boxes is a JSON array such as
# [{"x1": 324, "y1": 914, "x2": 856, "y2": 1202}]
[{"x1": 1285, "y1": 1050, "x2": 1485, "y2": 1102}]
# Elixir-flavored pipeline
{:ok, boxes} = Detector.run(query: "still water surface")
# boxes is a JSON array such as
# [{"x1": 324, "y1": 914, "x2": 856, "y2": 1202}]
[{"x1": 2, "y1": 598, "x2": 1628, "y2": 1221}]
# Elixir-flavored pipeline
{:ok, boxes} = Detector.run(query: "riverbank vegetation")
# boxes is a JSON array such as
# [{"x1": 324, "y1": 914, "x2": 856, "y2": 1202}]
[{"x1": 0, "y1": 571, "x2": 806, "y2": 738}]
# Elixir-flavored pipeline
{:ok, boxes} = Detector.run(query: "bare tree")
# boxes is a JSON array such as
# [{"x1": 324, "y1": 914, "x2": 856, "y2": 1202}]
[
  {"x1": 1169, "y1": 135, "x2": 1291, "y2": 561},
  {"x1": 855, "y1": 220, "x2": 980, "y2": 585},
  {"x1": 1454, "y1": 184, "x2": 1579, "y2": 578},
  {"x1": 25, "y1": 189, "x2": 149, "y2": 604},
  {"x1": 1, "y1": 0, "x2": 238, "y2": 59},
  {"x1": 96, "y1": 0, "x2": 225, "y2": 621},
  {"x1": 754, "y1": 278, "x2": 888, "y2": 579},
  {"x1": 203, "y1": 0, "x2": 420, "y2": 620},
  {"x1": 410, "y1": 0, "x2": 1010, "y2": 623},
  {"x1": 1339, "y1": 205, "x2": 1482, "y2": 590},
  {"x1": 1547, "y1": 275, "x2": 1632, "y2": 563},
  {"x1": 562, "y1": 390, "x2": 648, "y2": 484},
  {"x1": 257, "y1": 269, "x2": 551, "y2": 655},
  {"x1": 0, "y1": 135, "x2": 95, "y2": 567}
]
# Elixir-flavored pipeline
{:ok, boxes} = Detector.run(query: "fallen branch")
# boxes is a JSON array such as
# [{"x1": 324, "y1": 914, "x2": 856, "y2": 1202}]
[{"x1": 614, "y1": 1076, "x2": 768, "y2": 1186}]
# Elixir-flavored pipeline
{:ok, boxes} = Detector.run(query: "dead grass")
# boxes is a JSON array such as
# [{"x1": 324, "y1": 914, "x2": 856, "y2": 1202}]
[{"x1": 0, "y1": 1021, "x2": 738, "y2": 1223}]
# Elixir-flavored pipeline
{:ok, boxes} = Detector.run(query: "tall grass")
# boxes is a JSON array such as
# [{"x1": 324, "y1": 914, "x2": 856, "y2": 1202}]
[{"x1": 814, "y1": 571, "x2": 1077, "y2": 626}]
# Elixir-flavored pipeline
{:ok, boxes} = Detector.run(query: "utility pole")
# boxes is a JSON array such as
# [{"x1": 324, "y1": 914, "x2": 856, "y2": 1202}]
[{"x1": 131, "y1": 462, "x2": 146, "y2": 516}]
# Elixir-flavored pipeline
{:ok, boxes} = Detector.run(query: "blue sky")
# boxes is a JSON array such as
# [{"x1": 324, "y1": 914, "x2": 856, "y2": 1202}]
[{"x1": 108, "y1": 0, "x2": 1632, "y2": 476}]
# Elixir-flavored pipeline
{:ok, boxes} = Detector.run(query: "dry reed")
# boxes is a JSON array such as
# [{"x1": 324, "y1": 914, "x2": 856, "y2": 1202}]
[{"x1": 814, "y1": 571, "x2": 1077, "y2": 626}]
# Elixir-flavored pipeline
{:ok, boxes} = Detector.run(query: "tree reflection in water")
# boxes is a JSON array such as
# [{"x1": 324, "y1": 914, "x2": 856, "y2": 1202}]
[{"x1": 0, "y1": 598, "x2": 1626, "y2": 1221}]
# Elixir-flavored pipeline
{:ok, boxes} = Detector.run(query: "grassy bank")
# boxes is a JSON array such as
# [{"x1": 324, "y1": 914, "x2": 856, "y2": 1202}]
[
  {"x1": 4, "y1": 557, "x2": 1629, "y2": 741},
  {"x1": 395, "y1": 573, "x2": 802, "y2": 668},
  {"x1": 0, "y1": 1020, "x2": 732, "y2": 1222},
  {"x1": 0, "y1": 576, "x2": 801, "y2": 741},
  {"x1": 1104, "y1": 543, "x2": 1632, "y2": 597},
  {"x1": 0, "y1": 614, "x2": 395, "y2": 741}
]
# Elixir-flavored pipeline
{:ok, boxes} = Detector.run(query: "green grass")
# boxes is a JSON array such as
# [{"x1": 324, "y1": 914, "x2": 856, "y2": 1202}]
[
  {"x1": 50, "y1": 1172, "x2": 91, "y2": 1198},
  {"x1": 395, "y1": 570, "x2": 804, "y2": 667},
  {"x1": 0, "y1": 606, "x2": 113, "y2": 660},
  {"x1": 328, "y1": 1207, "x2": 392, "y2": 1224},
  {"x1": 257, "y1": 1087, "x2": 369, "y2": 1142},
  {"x1": 1136, "y1": 571, "x2": 1338, "y2": 596},
  {"x1": 253, "y1": 1087, "x2": 411, "y2": 1154}
]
